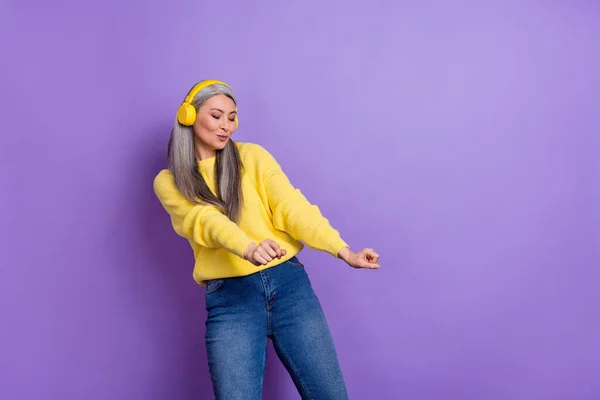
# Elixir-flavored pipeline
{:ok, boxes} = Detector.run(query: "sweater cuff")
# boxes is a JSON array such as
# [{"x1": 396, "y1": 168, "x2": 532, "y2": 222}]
[
  {"x1": 327, "y1": 237, "x2": 349, "y2": 258},
  {"x1": 231, "y1": 235, "x2": 255, "y2": 259}
]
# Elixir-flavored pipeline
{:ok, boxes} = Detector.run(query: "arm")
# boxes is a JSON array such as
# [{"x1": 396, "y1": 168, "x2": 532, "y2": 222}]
[
  {"x1": 253, "y1": 145, "x2": 348, "y2": 258},
  {"x1": 153, "y1": 170, "x2": 253, "y2": 258}
]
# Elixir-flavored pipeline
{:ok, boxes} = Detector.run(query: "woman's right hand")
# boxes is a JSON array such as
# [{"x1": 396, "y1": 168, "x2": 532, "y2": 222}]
[{"x1": 244, "y1": 239, "x2": 287, "y2": 266}]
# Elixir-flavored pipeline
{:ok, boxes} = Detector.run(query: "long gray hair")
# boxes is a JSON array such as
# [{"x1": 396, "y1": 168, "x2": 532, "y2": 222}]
[{"x1": 167, "y1": 83, "x2": 244, "y2": 223}]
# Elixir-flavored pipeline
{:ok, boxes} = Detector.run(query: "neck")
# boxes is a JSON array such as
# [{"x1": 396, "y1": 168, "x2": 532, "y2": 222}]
[{"x1": 195, "y1": 141, "x2": 216, "y2": 161}]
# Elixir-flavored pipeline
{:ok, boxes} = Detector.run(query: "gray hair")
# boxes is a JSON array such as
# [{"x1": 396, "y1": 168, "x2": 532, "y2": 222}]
[{"x1": 167, "y1": 83, "x2": 244, "y2": 222}]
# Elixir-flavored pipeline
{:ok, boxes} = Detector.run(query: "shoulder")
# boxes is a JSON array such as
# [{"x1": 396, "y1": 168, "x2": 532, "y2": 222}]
[
  {"x1": 236, "y1": 141, "x2": 277, "y2": 163},
  {"x1": 154, "y1": 168, "x2": 174, "y2": 185},
  {"x1": 236, "y1": 141, "x2": 270, "y2": 157},
  {"x1": 153, "y1": 169, "x2": 177, "y2": 197}
]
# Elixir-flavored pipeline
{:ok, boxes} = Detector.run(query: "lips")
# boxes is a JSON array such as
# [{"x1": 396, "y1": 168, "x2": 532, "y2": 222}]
[{"x1": 216, "y1": 134, "x2": 229, "y2": 141}]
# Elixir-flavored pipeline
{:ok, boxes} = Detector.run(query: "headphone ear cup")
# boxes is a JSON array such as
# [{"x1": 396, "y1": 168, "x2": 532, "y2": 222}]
[
  {"x1": 235, "y1": 115, "x2": 239, "y2": 129},
  {"x1": 177, "y1": 103, "x2": 196, "y2": 126}
]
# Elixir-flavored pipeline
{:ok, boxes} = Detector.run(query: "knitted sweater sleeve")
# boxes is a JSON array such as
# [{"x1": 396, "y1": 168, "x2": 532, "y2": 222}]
[
  {"x1": 252, "y1": 144, "x2": 348, "y2": 257},
  {"x1": 153, "y1": 170, "x2": 253, "y2": 258}
]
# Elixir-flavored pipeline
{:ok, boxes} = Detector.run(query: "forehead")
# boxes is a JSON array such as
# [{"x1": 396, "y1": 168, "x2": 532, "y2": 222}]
[{"x1": 203, "y1": 93, "x2": 236, "y2": 111}]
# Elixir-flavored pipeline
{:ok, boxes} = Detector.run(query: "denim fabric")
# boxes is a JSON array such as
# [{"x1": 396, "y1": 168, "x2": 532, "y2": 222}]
[{"x1": 204, "y1": 256, "x2": 349, "y2": 400}]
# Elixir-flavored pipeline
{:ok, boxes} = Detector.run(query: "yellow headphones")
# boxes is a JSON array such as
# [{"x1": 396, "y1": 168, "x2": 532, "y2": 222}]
[{"x1": 176, "y1": 79, "x2": 239, "y2": 128}]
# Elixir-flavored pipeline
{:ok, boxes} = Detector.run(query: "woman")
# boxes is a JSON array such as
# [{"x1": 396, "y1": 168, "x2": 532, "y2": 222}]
[{"x1": 153, "y1": 79, "x2": 380, "y2": 399}]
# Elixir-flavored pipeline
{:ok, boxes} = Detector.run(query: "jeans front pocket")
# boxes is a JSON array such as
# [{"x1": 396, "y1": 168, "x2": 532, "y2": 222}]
[
  {"x1": 205, "y1": 278, "x2": 224, "y2": 296},
  {"x1": 286, "y1": 256, "x2": 305, "y2": 269}
]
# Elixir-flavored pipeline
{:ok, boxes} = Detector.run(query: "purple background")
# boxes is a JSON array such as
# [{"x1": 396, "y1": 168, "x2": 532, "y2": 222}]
[{"x1": 1, "y1": 1, "x2": 599, "y2": 399}]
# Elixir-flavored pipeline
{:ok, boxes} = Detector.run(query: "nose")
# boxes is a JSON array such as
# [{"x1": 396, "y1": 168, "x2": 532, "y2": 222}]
[{"x1": 220, "y1": 120, "x2": 229, "y2": 132}]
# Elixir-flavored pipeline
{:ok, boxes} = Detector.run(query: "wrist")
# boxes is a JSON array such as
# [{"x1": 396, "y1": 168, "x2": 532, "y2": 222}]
[
  {"x1": 337, "y1": 246, "x2": 353, "y2": 262},
  {"x1": 243, "y1": 242, "x2": 257, "y2": 260}
]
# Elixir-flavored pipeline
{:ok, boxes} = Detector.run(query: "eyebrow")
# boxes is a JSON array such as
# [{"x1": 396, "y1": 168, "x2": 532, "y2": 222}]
[{"x1": 210, "y1": 108, "x2": 237, "y2": 114}]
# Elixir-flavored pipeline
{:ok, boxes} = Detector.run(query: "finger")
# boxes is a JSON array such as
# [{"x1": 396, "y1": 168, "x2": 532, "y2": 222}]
[
  {"x1": 254, "y1": 254, "x2": 269, "y2": 265},
  {"x1": 265, "y1": 240, "x2": 282, "y2": 258},
  {"x1": 369, "y1": 251, "x2": 379, "y2": 263},
  {"x1": 257, "y1": 247, "x2": 273, "y2": 263},
  {"x1": 281, "y1": 249, "x2": 287, "y2": 256},
  {"x1": 365, "y1": 249, "x2": 379, "y2": 263},
  {"x1": 249, "y1": 257, "x2": 262, "y2": 266},
  {"x1": 261, "y1": 241, "x2": 279, "y2": 259},
  {"x1": 359, "y1": 260, "x2": 380, "y2": 269}
]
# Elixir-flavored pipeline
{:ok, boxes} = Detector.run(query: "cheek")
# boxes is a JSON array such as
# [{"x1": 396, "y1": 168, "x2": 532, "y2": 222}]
[
  {"x1": 203, "y1": 117, "x2": 220, "y2": 131},
  {"x1": 194, "y1": 118, "x2": 218, "y2": 137}
]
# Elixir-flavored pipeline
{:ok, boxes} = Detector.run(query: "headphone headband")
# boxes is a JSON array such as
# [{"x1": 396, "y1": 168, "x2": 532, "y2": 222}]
[{"x1": 184, "y1": 79, "x2": 231, "y2": 104}]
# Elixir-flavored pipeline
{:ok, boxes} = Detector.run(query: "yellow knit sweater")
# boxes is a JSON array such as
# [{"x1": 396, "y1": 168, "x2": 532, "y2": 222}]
[{"x1": 153, "y1": 142, "x2": 348, "y2": 284}]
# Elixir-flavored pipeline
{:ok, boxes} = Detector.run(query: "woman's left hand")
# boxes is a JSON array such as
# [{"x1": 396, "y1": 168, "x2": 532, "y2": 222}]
[{"x1": 338, "y1": 247, "x2": 380, "y2": 269}]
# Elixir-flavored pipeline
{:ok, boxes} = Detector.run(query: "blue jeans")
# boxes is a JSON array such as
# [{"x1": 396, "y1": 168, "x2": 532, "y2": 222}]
[{"x1": 204, "y1": 256, "x2": 349, "y2": 400}]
